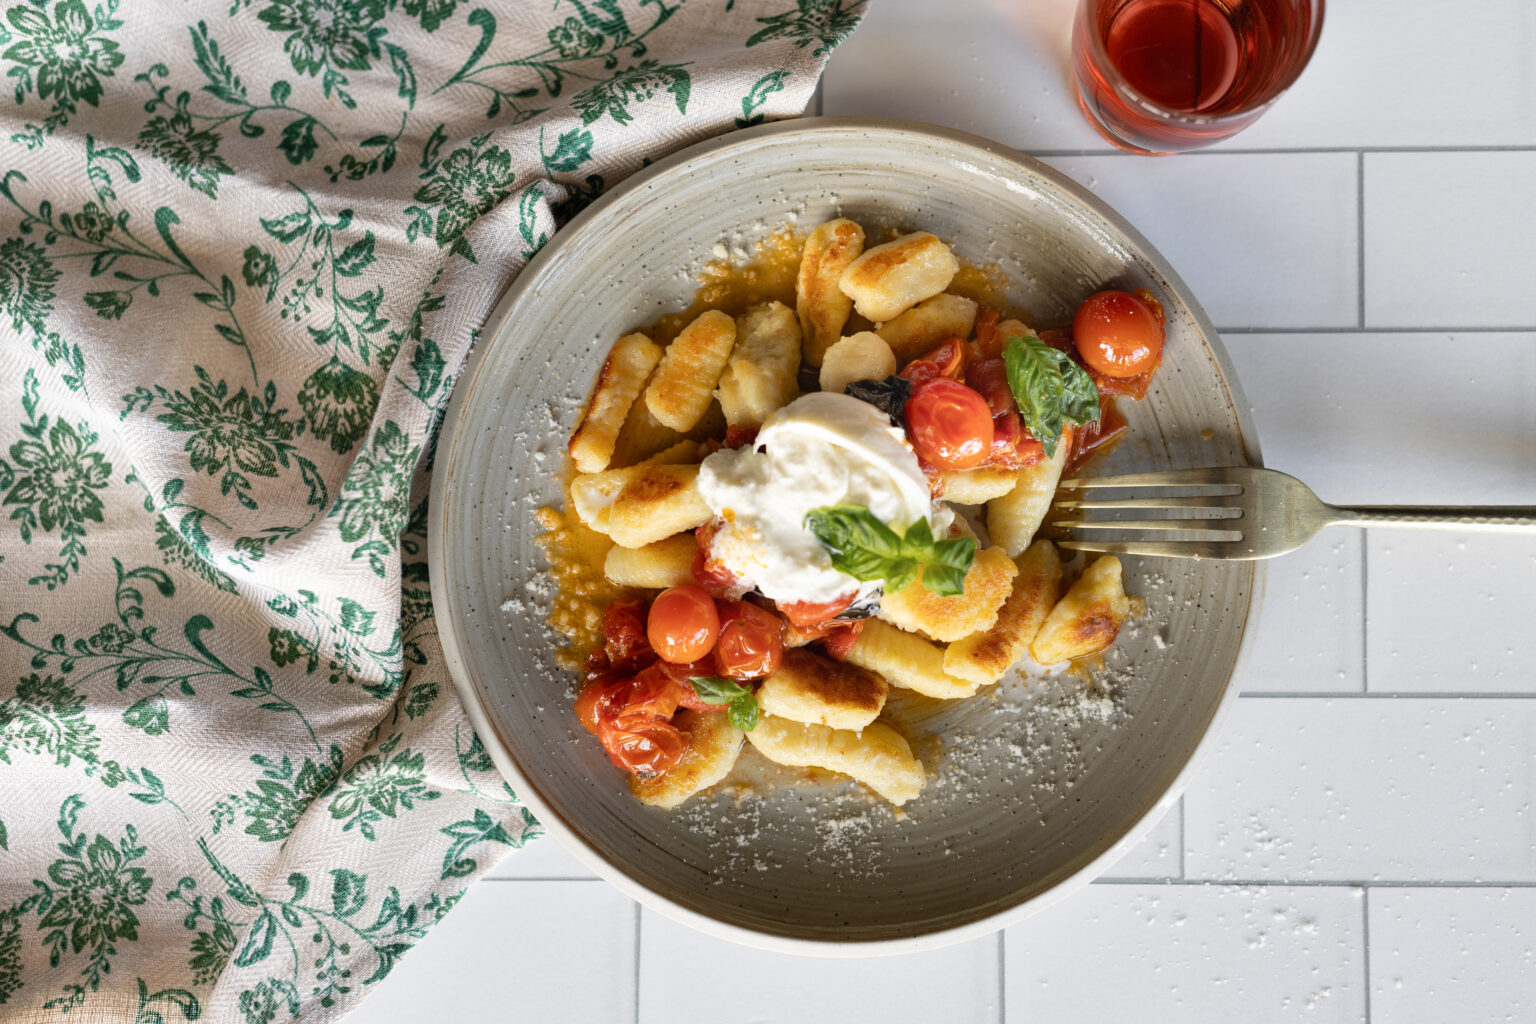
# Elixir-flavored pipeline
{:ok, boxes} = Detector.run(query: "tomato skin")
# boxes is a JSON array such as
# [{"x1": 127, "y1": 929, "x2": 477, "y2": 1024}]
[
  {"x1": 575, "y1": 673, "x2": 629, "y2": 735},
  {"x1": 899, "y1": 339, "x2": 968, "y2": 387},
  {"x1": 777, "y1": 593, "x2": 855, "y2": 629},
  {"x1": 713, "y1": 601, "x2": 786, "y2": 680},
  {"x1": 646, "y1": 585, "x2": 720, "y2": 663},
  {"x1": 972, "y1": 306, "x2": 1003, "y2": 359},
  {"x1": 691, "y1": 522, "x2": 746, "y2": 598},
  {"x1": 904, "y1": 378, "x2": 994, "y2": 470},
  {"x1": 1072, "y1": 290, "x2": 1164, "y2": 379},
  {"x1": 819, "y1": 619, "x2": 866, "y2": 661},
  {"x1": 601, "y1": 598, "x2": 654, "y2": 672},
  {"x1": 595, "y1": 715, "x2": 688, "y2": 777},
  {"x1": 646, "y1": 659, "x2": 725, "y2": 713},
  {"x1": 964, "y1": 357, "x2": 1014, "y2": 417}
]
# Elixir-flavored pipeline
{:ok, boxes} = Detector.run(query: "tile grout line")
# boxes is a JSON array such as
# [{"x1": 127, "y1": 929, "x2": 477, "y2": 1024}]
[
  {"x1": 1217, "y1": 325, "x2": 1536, "y2": 334},
  {"x1": 1362, "y1": 887, "x2": 1373, "y2": 1024},
  {"x1": 1239, "y1": 691, "x2": 1536, "y2": 699},
  {"x1": 633, "y1": 902, "x2": 642, "y2": 1024},
  {"x1": 1093, "y1": 878, "x2": 1536, "y2": 889},
  {"x1": 1361, "y1": 529, "x2": 1370, "y2": 694},
  {"x1": 1023, "y1": 144, "x2": 1536, "y2": 157},
  {"x1": 996, "y1": 930, "x2": 1006, "y2": 1024},
  {"x1": 1357, "y1": 150, "x2": 1366, "y2": 328}
]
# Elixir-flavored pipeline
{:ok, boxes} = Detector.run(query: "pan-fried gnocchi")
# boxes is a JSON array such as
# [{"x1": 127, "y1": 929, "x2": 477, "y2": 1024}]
[
  {"x1": 548, "y1": 215, "x2": 1164, "y2": 813},
  {"x1": 838, "y1": 231, "x2": 959, "y2": 322}
]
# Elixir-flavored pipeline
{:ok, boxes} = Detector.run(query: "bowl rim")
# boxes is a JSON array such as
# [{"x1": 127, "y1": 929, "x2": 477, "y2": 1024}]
[{"x1": 428, "y1": 115, "x2": 1267, "y2": 956}]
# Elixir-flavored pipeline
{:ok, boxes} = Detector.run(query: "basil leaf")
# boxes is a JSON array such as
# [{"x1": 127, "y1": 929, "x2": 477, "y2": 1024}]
[
  {"x1": 921, "y1": 563, "x2": 968, "y2": 597},
  {"x1": 689, "y1": 676, "x2": 748, "y2": 705},
  {"x1": 843, "y1": 375, "x2": 913, "y2": 427},
  {"x1": 804, "y1": 505, "x2": 903, "y2": 563},
  {"x1": 1003, "y1": 336, "x2": 1100, "y2": 458},
  {"x1": 930, "y1": 535, "x2": 978, "y2": 570},
  {"x1": 727, "y1": 693, "x2": 760, "y2": 731},
  {"x1": 805, "y1": 505, "x2": 978, "y2": 596}
]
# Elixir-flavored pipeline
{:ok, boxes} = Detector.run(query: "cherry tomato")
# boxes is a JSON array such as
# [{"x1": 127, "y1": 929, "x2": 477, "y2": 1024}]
[
  {"x1": 964, "y1": 357, "x2": 1015, "y2": 417},
  {"x1": 972, "y1": 306, "x2": 1003, "y2": 359},
  {"x1": 595, "y1": 715, "x2": 688, "y2": 777},
  {"x1": 904, "y1": 378, "x2": 994, "y2": 470},
  {"x1": 618, "y1": 667, "x2": 686, "y2": 724},
  {"x1": 644, "y1": 659, "x2": 725, "y2": 713},
  {"x1": 819, "y1": 619, "x2": 866, "y2": 661},
  {"x1": 646, "y1": 585, "x2": 719, "y2": 663},
  {"x1": 899, "y1": 339, "x2": 967, "y2": 386},
  {"x1": 713, "y1": 601, "x2": 786, "y2": 680},
  {"x1": 777, "y1": 593, "x2": 855, "y2": 629},
  {"x1": 988, "y1": 409, "x2": 1043, "y2": 470},
  {"x1": 574, "y1": 673, "x2": 629, "y2": 735},
  {"x1": 1072, "y1": 290, "x2": 1164, "y2": 379},
  {"x1": 601, "y1": 598, "x2": 653, "y2": 672}
]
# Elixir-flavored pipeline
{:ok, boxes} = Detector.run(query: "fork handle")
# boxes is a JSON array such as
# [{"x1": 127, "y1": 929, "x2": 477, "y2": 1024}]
[{"x1": 1326, "y1": 506, "x2": 1536, "y2": 533}]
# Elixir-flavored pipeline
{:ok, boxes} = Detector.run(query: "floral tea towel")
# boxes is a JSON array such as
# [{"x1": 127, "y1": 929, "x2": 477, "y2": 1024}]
[{"x1": 0, "y1": 0, "x2": 864, "y2": 1020}]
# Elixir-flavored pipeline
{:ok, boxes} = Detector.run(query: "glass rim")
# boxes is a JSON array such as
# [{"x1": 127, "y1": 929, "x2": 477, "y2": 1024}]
[{"x1": 1077, "y1": 0, "x2": 1327, "y2": 128}]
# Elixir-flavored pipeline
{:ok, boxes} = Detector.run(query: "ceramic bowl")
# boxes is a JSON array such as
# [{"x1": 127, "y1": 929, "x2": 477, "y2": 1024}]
[{"x1": 429, "y1": 118, "x2": 1264, "y2": 954}]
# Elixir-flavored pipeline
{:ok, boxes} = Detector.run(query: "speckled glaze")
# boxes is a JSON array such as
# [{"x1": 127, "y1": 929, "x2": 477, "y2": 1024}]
[{"x1": 428, "y1": 118, "x2": 1265, "y2": 955}]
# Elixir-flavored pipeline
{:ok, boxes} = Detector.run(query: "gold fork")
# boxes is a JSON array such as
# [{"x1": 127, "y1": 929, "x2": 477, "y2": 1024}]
[{"x1": 1050, "y1": 467, "x2": 1536, "y2": 560}]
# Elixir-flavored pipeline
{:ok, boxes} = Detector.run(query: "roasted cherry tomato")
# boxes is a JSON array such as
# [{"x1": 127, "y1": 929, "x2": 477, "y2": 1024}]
[
  {"x1": 646, "y1": 585, "x2": 719, "y2": 663},
  {"x1": 691, "y1": 522, "x2": 744, "y2": 598},
  {"x1": 574, "y1": 673, "x2": 629, "y2": 735},
  {"x1": 595, "y1": 715, "x2": 688, "y2": 777},
  {"x1": 642, "y1": 659, "x2": 723, "y2": 713},
  {"x1": 713, "y1": 600, "x2": 786, "y2": 680},
  {"x1": 618, "y1": 667, "x2": 686, "y2": 723},
  {"x1": 899, "y1": 339, "x2": 968, "y2": 387},
  {"x1": 1072, "y1": 290, "x2": 1164, "y2": 379},
  {"x1": 819, "y1": 619, "x2": 866, "y2": 661},
  {"x1": 904, "y1": 378, "x2": 994, "y2": 470},
  {"x1": 964, "y1": 357, "x2": 1014, "y2": 417},
  {"x1": 601, "y1": 598, "x2": 653, "y2": 672},
  {"x1": 777, "y1": 592, "x2": 855, "y2": 629},
  {"x1": 971, "y1": 306, "x2": 1003, "y2": 359}
]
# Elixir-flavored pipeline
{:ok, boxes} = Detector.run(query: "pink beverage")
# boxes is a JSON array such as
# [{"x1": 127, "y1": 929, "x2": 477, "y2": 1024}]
[{"x1": 1072, "y1": 0, "x2": 1324, "y2": 154}]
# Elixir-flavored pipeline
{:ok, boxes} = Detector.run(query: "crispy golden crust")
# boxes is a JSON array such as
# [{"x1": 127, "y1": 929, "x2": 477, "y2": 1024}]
[
  {"x1": 944, "y1": 540, "x2": 1063, "y2": 685},
  {"x1": 569, "y1": 333, "x2": 663, "y2": 474},
  {"x1": 605, "y1": 463, "x2": 711, "y2": 549},
  {"x1": 747, "y1": 716, "x2": 924, "y2": 806},
  {"x1": 838, "y1": 232, "x2": 959, "y2": 322},
  {"x1": 845, "y1": 619, "x2": 976, "y2": 700},
  {"x1": 876, "y1": 293, "x2": 978, "y2": 363},
  {"x1": 1030, "y1": 556, "x2": 1131, "y2": 665},
  {"x1": 644, "y1": 309, "x2": 736, "y2": 432},
  {"x1": 628, "y1": 709, "x2": 744, "y2": 809},
  {"x1": 757, "y1": 648, "x2": 889, "y2": 730},
  {"x1": 796, "y1": 218, "x2": 865, "y2": 367},
  {"x1": 876, "y1": 546, "x2": 1018, "y2": 642}
]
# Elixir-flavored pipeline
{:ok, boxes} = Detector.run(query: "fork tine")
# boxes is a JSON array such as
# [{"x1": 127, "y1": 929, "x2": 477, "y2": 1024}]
[
  {"x1": 1058, "y1": 539, "x2": 1252, "y2": 560},
  {"x1": 1053, "y1": 495, "x2": 1244, "y2": 514},
  {"x1": 1051, "y1": 518, "x2": 1243, "y2": 539},
  {"x1": 1058, "y1": 468, "x2": 1251, "y2": 490}
]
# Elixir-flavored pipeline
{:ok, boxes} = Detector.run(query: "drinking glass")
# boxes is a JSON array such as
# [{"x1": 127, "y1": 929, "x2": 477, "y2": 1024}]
[{"x1": 1072, "y1": 0, "x2": 1325, "y2": 154}]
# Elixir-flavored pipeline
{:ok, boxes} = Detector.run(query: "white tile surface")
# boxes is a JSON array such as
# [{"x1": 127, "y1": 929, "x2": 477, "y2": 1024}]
[
  {"x1": 1005, "y1": 884, "x2": 1367, "y2": 1023},
  {"x1": 1183, "y1": 698, "x2": 1536, "y2": 882},
  {"x1": 347, "y1": 880, "x2": 635, "y2": 1024},
  {"x1": 1368, "y1": 888, "x2": 1536, "y2": 1024},
  {"x1": 484, "y1": 833, "x2": 599, "y2": 879},
  {"x1": 1040, "y1": 154, "x2": 1359, "y2": 328},
  {"x1": 637, "y1": 909, "x2": 998, "y2": 1024},
  {"x1": 1365, "y1": 153, "x2": 1536, "y2": 328},
  {"x1": 1221, "y1": 332, "x2": 1536, "y2": 504},
  {"x1": 1227, "y1": 0, "x2": 1536, "y2": 149},
  {"x1": 821, "y1": 0, "x2": 1102, "y2": 152},
  {"x1": 1240, "y1": 530, "x2": 1364, "y2": 694},
  {"x1": 1366, "y1": 532, "x2": 1536, "y2": 693},
  {"x1": 1098, "y1": 799, "x2": 1183, "y2": 879}
]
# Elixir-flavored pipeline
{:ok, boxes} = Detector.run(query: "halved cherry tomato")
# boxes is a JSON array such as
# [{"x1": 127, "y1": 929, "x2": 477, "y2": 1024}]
[
  {"x1": 904, "y1": 378, "x2": 994, "y2": 470},
  {"x1": 899, "y1": 339, "x2": 967, "y2": 386},
  {"x1": 713, "y1": 601, "x2": 786, "y2": 680},
  {"x1": 964, "y1": 357, "x2": 1014, "y2": 417},
  {"x1": 641, "y1": 659, "x2": 724, "y2": 713},
  {"x1": 1073, "y1": 290, "x2": 1164, "y2": 379},
  {"x1": 777, "y1": 592, "x2": 855, "y2": 629},
  {"x1": 617, "y1": 666, "x2": 686, "y2": 723},
  {"x1": 646, "y1": 585, "x2": 719, "y2": 663}
]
